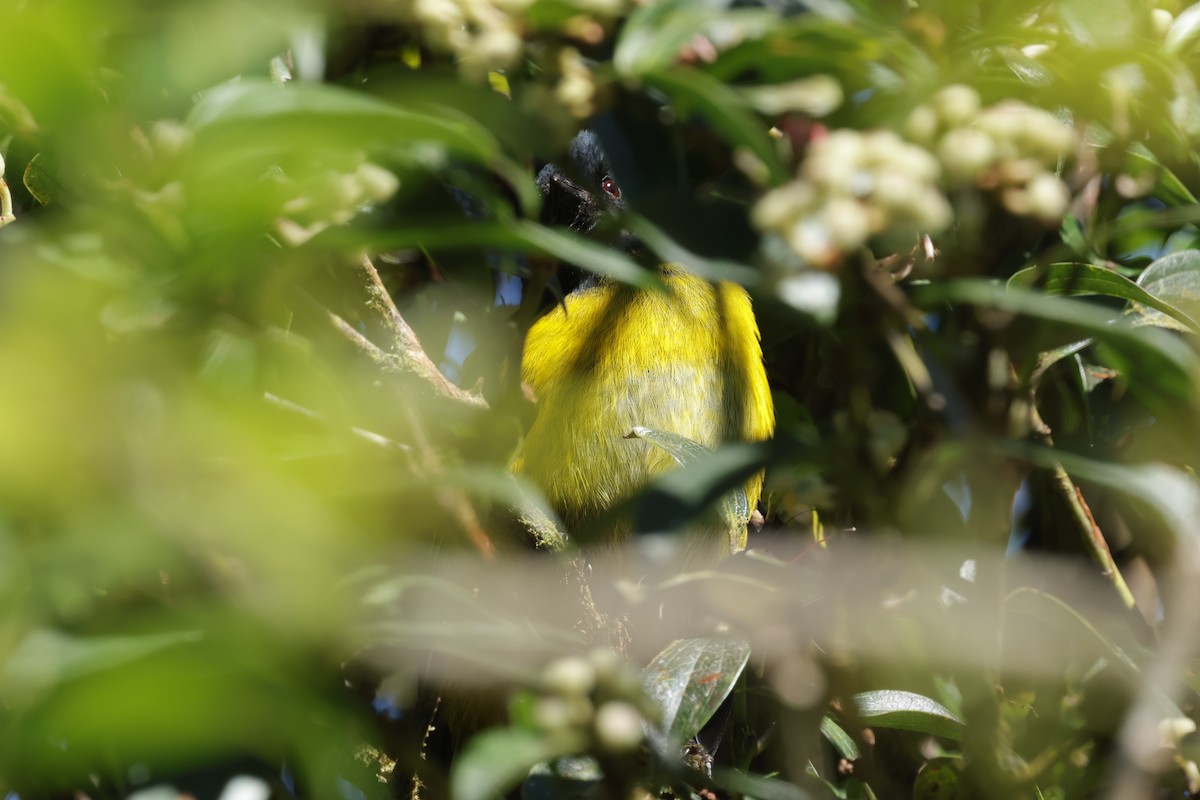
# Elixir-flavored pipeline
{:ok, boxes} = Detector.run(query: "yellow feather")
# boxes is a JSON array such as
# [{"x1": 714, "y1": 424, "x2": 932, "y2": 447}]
[{"x1": 512, "y1": 265, "x2": 774, "y2": 547}]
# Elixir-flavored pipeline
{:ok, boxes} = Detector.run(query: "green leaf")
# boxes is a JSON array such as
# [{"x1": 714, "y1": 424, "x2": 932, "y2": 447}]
[
  {"x1": 3, "y1": 629, "x2": 205, "y2": 696},
  {"x1": 22, "y1": 153, "x2": 64, "y2": 205},
  {"x1": 1126, "y1": 143, "x2": 1199, "y2": 207},
  {"x1": 625, "y1": 427, "x2": 753, "y2": 550},
  {"x1": 1008, "y1": 262, "x2": 1199, "y2": 331},
  {"x1": 912, "y1": 280, "x2": 1199, "y2": 404},
  {"x1": 613, "y1": 1, "x2": 777, "y2": 77},
  {"x1": 852, "y1": 690, "x2": 964, "y2": 741},
  {"x1": 452, "y1": 729, "x2": 582, "y2": 800},
  {"x1": 1134, "y1": 250, "x2": 1200, "y2": 331},
  {"x1": 331, "y1": 219, "x2": 656, "y2": 288},
  {"x1": 820, "y1": 715, "x2": 860, "y2": 760},
  {"x1": 643, "y1": 636, "x2": 751, "y2": 754},
  {"x1": 639, "y1": 67, "x2": 788, "y2": 186}
]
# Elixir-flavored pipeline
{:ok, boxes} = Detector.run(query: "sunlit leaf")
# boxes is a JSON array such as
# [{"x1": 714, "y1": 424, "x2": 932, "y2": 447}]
[
  {"x1": 643, "y1": 637, "x2": 751, "y2": 754},
  {"x1": 1134, "y1": 250, "x2": 1200, "y2": 330},
  {"x1": 853, "y1": 690, "x2": 964, "y2": 741},
  {"x1": 1008, "y1": 262, "x2": 1199, "y2": 331}
]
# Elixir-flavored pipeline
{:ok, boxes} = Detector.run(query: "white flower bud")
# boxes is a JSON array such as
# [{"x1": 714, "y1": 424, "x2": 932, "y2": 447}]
[
  {"x1": 475, "y1": 27, "x2": 524, "y2": 67},
  {"x1": 787, "y1": 216, "x2": 836, "y2": 267},
  {"x1": 1019, "y1": 115, "x2": 1078, "y2": 163},
  {"x1": 1024, "y1": 172, "x2": 1070, "y2": 222},
  {"x1": 860, "y1": 129, "x2": 908, "y2": 169},
  {"x1": 905, "y1": 104, "x2": 939, "y2": 144},
  {"x1": 752, "y1": 182, "x2": 816, "y2": 229},
  {"x1": 543, "y1": 657, "x2": 596, "y2": 697},
  {"x1": 822, "y1": 197, "x2": 869, "y2": 248},
  {"x1": 938, "y1": 127, "x2": 997, "y2": 184},
  {"x1": 1159, "y1": 716, "x2": 1196, "y2": 747},
  {"x1": 356, "y1": 162, "x2": 400, "y2": 202},
  {"x1": 871, "y1": 168, "x2": 916, "y2": 213},
  {"x1": 932, "y1": 84, "x2": 981, "y2": 127},
  {"x1": 910, "y1": 187, "x2": 953, "y2": 230},
  {"x1": 332, "y1": 173, "x2": 364, "y2": 210},
  {"x1": 810, "y1": 130, "x2": 865, "y2": 176},
  {"x1": 0, "y1": 150, "x2": 5, "y2": 178},
  {"x1": 533, "y1": 697, "x2": 575, "y2": 732},
  {"x1": 998, "y1": 157, "x2": 1041, "y2": 186},
  {"x1": 587, "y1": 648, "x2": 624, "y2": 684},
  {"x1": 594, "y1": 701, "x2": 644, "y2": 752},
  {"x1": 415, "y1": 0, "x2": 464, "y2": 30},
  {"x1": 1001, "y1": 186, "x2": 1031, "y2": 216},
  {"x1": 150, "y1": 120, "x2": 191, "y2": 160},
  {"x1": 896, "y1": 142, "x2": 942, "y2": 184}
]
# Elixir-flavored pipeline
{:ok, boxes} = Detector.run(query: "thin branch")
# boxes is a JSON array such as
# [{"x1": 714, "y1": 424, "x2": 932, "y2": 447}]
[
  {"x1": 308, "y1": 291, "x2": 489, "y2": 410},
  {"x1": 347, "y1": 254, "x2": 488, "y2": 409}
]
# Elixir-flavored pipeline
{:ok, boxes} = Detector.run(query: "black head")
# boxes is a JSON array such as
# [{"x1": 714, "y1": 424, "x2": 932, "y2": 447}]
[{"x1": 536, "y1": 130, "x2": 625, "y2": 235}]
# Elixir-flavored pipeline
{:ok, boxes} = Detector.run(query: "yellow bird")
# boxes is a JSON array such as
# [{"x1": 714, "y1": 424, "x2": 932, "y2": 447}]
[{"x1": 511, "y1": 132, "x2": 775, "y2": 551}]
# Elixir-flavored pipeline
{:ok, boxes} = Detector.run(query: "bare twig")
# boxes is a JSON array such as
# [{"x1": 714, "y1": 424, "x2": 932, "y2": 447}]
[
  {"x1": 347, "y1": 254, "x2": 488, "y2": 409},
  {"x1": 309, "y1": 292, "x2": 489, "y2": 410}
]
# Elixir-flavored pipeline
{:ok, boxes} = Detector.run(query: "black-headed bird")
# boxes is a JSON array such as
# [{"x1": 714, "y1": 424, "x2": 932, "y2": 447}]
[{"x1": 512, "y1": 131, "x2": 775, "y2": 552}]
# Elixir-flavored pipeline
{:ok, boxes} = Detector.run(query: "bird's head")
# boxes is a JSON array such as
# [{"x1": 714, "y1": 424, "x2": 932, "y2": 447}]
[{"x1": 536, "y1": 131, "x2": 629, "y2": 242}]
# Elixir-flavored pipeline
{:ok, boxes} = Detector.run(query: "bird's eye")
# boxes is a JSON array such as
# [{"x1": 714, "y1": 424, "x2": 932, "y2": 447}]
[{"x1": 601, "y1": 175, "x2": 621, "y2": 199}]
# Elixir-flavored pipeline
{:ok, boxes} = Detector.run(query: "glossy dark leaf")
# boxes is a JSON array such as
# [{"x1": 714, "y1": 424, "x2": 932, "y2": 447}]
[{"x1": 643, "y1": 636, "x2": 751, "y2": 754}]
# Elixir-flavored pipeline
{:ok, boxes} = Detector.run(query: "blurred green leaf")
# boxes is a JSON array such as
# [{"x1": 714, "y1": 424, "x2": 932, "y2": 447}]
[
  {"x1": 640, "y1": 67, "x2": 788, "y2": 186},
  {"x1": 453, "y1": 729, "x2": 581, "y2": 800},
  {"x1": 3, "y1": 629, "x2": 204, "y2": 697},
  {"x1": 852, "y1": 690, "x2": 965, "y2": 741},
  {"x1": 643, "y1": 636, "x2": 751, "y2": 754},
  {"x1": 1008, "y1": 262, "x2": 1199, "y2": 331},
  {"x1": 334, "y1": 218, "x2": 655, "y2": 287},
  {"x1": 613, "y1": 1, "x2": 777, "y2": 77},
  {"x1": 625, "y1": 427, "x2": 753, "y2": 549}
]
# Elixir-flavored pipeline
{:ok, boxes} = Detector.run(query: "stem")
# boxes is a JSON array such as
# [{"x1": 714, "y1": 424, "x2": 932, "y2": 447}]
[{"x1": 1050, "y1": 462, "x2": 1136, "y2": 610}]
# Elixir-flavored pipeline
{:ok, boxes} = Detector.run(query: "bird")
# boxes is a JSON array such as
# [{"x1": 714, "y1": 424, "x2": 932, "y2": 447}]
[{"x1": 511, "y1": 131, "x2": 775, "y2": 553}]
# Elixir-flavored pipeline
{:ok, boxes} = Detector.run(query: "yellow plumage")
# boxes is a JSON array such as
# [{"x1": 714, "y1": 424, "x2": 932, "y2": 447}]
[{"x1": 512, "y1": 264, "x2": 775, "y2": 548}]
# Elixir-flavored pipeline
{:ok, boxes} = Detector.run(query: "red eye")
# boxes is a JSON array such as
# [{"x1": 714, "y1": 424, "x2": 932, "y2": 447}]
[{"x1": 601, "y1": 175, "x2": 620, "y2": 199}]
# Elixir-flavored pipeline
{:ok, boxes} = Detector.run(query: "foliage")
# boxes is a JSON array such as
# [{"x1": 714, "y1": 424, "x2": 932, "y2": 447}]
[{"x1": 3, "y1": 1, "x2": 1200, "y2": 799}]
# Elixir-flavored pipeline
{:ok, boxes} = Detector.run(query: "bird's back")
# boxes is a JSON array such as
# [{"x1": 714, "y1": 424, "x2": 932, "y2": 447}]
[{"x1": 513, "y1": 265, "x2": 774, "y2": 545}]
